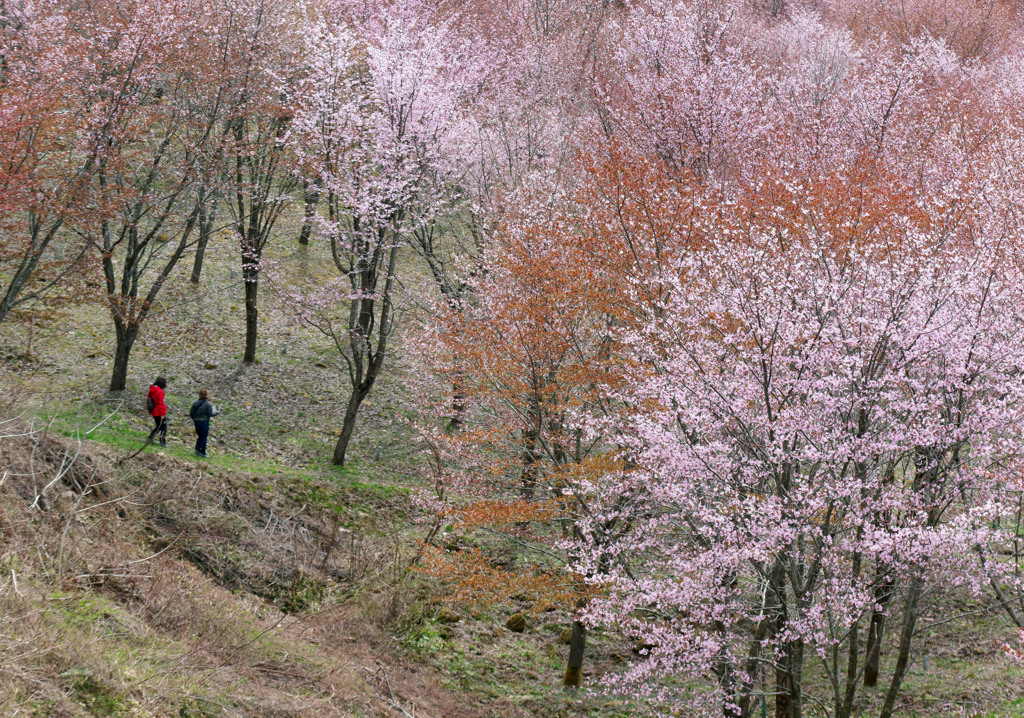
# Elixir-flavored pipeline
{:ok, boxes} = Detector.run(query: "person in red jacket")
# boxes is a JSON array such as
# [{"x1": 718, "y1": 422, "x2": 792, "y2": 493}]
[{"x1": 147, "y1": 377, "x2": 168, "y2": 446}]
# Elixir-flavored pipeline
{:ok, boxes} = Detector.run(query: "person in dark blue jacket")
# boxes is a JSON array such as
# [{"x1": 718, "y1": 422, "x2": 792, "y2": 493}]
[{"x1": 188, "y1": 389, "x2": 219, "y2": 458}]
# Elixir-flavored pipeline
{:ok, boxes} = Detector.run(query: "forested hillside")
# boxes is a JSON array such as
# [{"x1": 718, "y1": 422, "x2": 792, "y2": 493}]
[{"x1": 3, "y1": 0, "x2": 1024, "y2": 716}]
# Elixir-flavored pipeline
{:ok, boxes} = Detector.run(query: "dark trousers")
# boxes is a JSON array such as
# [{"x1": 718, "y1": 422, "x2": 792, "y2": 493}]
[
  {"x1": 148, "y1": 415, "x2": 167, "y2": 440},
  {"x1": 194, "y1": 420, "x2": 209, "y2": 455}
]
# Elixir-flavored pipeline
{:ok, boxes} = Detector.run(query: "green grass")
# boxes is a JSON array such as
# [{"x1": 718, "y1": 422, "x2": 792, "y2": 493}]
[
  {"x1": 983, "y1": 696, "x2": 1024, "y2": 717},
  {"x1": 44, "y1": 394, "x2": 347, "y2": 477}
]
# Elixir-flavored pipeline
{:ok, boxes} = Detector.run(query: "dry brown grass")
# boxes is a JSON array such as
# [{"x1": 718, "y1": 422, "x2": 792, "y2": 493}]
[{"x1": 0, "y1": 419, "x2": 489, "y2": 717}]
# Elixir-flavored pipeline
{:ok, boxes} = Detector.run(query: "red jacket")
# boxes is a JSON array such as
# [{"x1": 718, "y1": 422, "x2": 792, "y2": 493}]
[{"x1": 148, "y1": 384, "x2": 167, "y2": 417}]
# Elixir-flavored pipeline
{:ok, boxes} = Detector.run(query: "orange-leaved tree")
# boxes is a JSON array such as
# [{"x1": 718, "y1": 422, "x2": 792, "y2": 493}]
[
  {"x1": 0, "y1": 1, "x2": 96, "y2": 327},
  {"x1": 414, "y1": 143, "x2": 717, "y2": 686}
]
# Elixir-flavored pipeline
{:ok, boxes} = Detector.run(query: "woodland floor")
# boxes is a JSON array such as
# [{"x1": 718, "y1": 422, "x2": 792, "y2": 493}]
[{"x1": 0, "y1": 219, "x2": 1023, "y2": 717}]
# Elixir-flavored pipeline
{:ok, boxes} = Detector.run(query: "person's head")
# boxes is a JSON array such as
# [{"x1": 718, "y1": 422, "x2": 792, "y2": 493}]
[
  {"x1": 198, "y1": 389, "x2": 209, "y2": 401},
  {"x1": 154, "y1": 377, "x2": 167, "y2": 389}
]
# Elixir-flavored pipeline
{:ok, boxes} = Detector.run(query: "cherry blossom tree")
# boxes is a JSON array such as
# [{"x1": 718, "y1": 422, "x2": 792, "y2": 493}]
[
  {"x1": 599, "y1": 0, "x2": 769, "y2": 185},
  {"x1": 599, "y1": 1, "x2": 982, "y2": 190},
  {"x1": 573, "y1": 163, "x2": 1024, "y2": 717},
  {"x1": 413, "y1": 199, "x2": 621, "y2": 686},
  {"x1": 398, "y1": 0, "x2": 615, "y2": 436},
  {"x1": 285, "y1": 1, "x2": 475, "y2": 465},
  {"x1": 402, "y1": 3, "x2": 1024, "y2": 709}
]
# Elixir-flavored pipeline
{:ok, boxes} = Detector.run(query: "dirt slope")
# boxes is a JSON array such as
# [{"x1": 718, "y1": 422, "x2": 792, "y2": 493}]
[{"x1": 0, "y1": 427, "x2": 507, "y2": 717}]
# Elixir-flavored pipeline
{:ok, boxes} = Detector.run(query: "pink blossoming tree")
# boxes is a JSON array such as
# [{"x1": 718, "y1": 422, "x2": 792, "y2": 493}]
[
  {"x1": 573, "y1": 163, "x2": 1024, "y2": 717},
  {"x1": 285, "y1": 0, "x2": 476, "y2": 465}
]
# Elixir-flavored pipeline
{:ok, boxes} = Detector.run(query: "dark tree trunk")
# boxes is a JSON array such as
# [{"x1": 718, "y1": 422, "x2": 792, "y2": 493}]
[
  {"x1": 0, "y1": 260, "x2": 34, "y2": 325},
  {"x1": 775, "y1": 639, "x2": 803, "y2": 718},
  {"x1": 877, "y1": 448, "x2": 940, "y2": 717},
  {"x1": 768, "y1": 561, "x2": 802, "y2": 718},
  {"x1": 838, "y1": 554, "x2": 863, "y2": 718},
  {"x1": 741, "y1": 625, "x2": 767, "y2": 717},
  {"x1": 721, "y1": 678, "x2": 742, "y2": 718},
  {"x1": 298, "y1": 180, "x2": 319, "y2": 246},
  {"x1": 562, "y1": 619, "x2": 587, "y2": 687},
  {"x1": 521, "y1": 399, "x2": 541, "y2": 500},
  {"x1": 712, "y1": 621, "x2": 742, "y2": 718},
  {"x1": 191, "y1": 196, "x2": 216, "y2": 284},
  {"x1": 191, "y1": 233, "x2": 208, "y2": 284},
  {"x1": 325, "y1": 215, "x2": 399, "y2": 467},
  {"x1": 243, "y1": 264, "x2": 259, "y2": 363},
  {"x1": 109, "y1": 321, "x2": 139, "y2": 392},
  {"x1": 104, "y1": 204, "x2": 198, "y2": 391},
  {"x1": 0, "y1": 286, "x2": 18, "y2": 326},
  {"x1": 521, "y1": 428, "x2": 539, "y2": 500},
  {"x1": 332, "y1": 389, "x2": 366, "y2": 466},
  {"x1": 878, "y1": 577, "x2": 924, "y2": 718},
  {"x1": 445, "y1": 372, "x2": 465, "y2": 434},
  {"x1": 789, "y1": 639, "x2": 804, "y2": 718},
  {"x1": 864, "y1": 571, "x2": 894, "y2": 687}
]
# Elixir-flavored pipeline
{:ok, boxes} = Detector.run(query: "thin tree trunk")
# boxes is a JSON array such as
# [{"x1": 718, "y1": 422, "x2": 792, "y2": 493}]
[
  {"x1": 191, "y1": 233, "x2": 209, "y2": 284},
  {"x1": 878, "y1": 577, "x2": 924, "y2": 718},
  {"x1": 864, "y1": 570, "x2": 894, "y2": 687},
  {"x1": 298, "y1": 180, "x2": 319, "y2": 246},
  {"x1": 878, "y1": 449, "x2": 939, "y2": 717},
  {"x1": 768, "y1": 560, "x2": 802, "y2": 718},
  {"x1": 243, "y1": 263, "x2": 259, "y2": 363},
  {"x1": 839, "y1": 552, "x2": 863, "y2": 718},
  {"x1": 333, "y1": 389, "x2": 365, "y2": 466},
  {"x1": 0, "y1": 259, "x2": 34, "y2": 326},
  {"x1": 714, "y1": 621, "x2": 742, "y2": 718},
  {"x1": 328, "y1": 233, "x2": 398, "y2": 466},
  {"x1": 563, "y1": 619, "x2": 587, "y2": 687},
  {"x1": 191, "y1": 196, "x2": 216, "y2": 284},
  {"x1": 0, "y1": 286, "x2": 18, "y2": 326},
  {"x1": 521, "y1": 398, "x2": 541, "y2": 500},
  {"x1": 445, "y1": 370, "x2": 465, "y2": 434},
  {"x1": 742, "y1": 608, "x2": 769, "y2": 718}
]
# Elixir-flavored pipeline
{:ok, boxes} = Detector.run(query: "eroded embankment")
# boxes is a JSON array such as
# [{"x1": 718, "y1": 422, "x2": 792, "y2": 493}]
[{"x1": 0, "y1": 427, "x2": 491, "y2": 717}]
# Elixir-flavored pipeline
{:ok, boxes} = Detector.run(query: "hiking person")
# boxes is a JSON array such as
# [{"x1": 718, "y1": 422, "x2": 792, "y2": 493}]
[
  {"x1": 146, "y1": 377, "x2": 168, "y2": 446},
  {"x1": 189, "y1": 388, "x2": 219, "y2": 458}
]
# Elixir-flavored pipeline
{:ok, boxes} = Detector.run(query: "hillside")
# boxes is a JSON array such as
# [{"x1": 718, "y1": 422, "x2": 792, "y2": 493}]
[
  {"x1": 0, "y1": 232, "x2": 630, "y2": 717},
  {"x1": 6, "y1": 0, "x2": 1024, "y2": 714},
  {"x1": 0, "y1": 228, "x2": 1021, "y2": 717}
]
